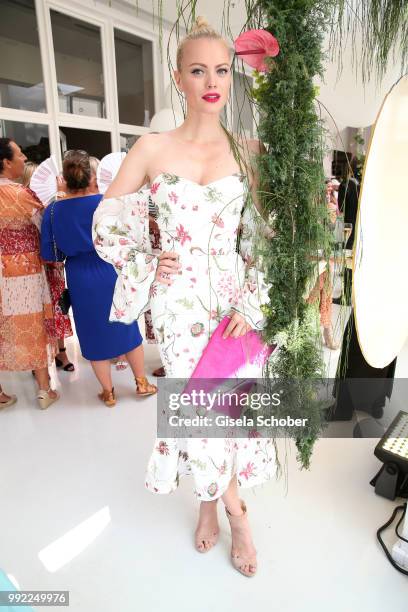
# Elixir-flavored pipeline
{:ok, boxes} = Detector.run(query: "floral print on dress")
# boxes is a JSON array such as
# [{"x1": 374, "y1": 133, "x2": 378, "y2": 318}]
[
  {"x1": 190, "y1": 322, "x2": 204, "y2": 337},
  {"x1": 93, "y1": 172, "x2": 275, "y2": 500},
  {"x1": 217, "y1": 272, "x2": 242, "y2": 306},
  {"x1": 207, "y1": 482, "x2": 219, "y2": 497},
  {"x1": 0, "y1": 182, "x2": 57, "y2": 370},
  {"x1": 176, "y1": 224, "x2": 192, "y2": 246}
]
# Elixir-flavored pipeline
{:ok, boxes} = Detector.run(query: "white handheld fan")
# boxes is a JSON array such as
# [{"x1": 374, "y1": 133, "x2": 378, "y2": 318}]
[
  {"x1": 97, "y1": 152, "x2": 126, "y2": 194},
  {"x1": 29, "y1": 155, "x2": 59, "y2": 206}
]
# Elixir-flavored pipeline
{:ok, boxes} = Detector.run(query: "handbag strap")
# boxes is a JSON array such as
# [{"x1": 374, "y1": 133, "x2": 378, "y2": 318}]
[{"x1": 50, "y1": 201, "x2": 65, "y2": 262}]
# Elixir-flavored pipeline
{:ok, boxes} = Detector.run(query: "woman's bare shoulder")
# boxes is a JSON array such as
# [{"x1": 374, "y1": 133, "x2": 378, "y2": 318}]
[
  {"x1": 128, "y1": 132, "x2": 164, "y2": 155},
  {"x1": 127, "y1": 132, "x2": 176, "y2": 164},
  {"x1": 231, "y1": 136, "x2": 265, "y2": 181},
  {"x1": 232, "y1": 134, "x2": 265, "y2": 155}
]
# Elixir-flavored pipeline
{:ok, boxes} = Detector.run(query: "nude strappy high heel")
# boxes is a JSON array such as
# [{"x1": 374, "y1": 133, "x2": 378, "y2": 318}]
[
  {"x1": 225, "y1": 499, "x2": 257, "y2": 577},
  {"x1": 194, "y1": 499, "x2": 220, "y2": 553},
  {"x1": 323, "y1": 327, "x2": 339, "y2": 350}
]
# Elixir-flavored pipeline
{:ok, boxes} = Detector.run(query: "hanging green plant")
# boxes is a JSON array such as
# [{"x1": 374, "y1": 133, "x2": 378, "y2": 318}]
[{"x1": 236, "y1": 0, "x2": 335, "y2": 468}]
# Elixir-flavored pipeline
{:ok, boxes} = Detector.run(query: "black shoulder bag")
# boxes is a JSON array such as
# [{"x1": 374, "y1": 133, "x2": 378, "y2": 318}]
[{"x1": 50, "y1": 201, "x2": 71, "y2": 315}]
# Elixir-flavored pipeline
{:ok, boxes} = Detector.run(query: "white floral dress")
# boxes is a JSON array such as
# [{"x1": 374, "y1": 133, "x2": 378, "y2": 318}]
[{"x1": 93, "y1": 172, "x2": 276, "y2": 500}]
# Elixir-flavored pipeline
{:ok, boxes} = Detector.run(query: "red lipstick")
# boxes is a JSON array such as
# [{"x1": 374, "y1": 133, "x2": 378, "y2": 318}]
[{"x1": 202, "y1": 93, "x2": 221, "y2": 103}]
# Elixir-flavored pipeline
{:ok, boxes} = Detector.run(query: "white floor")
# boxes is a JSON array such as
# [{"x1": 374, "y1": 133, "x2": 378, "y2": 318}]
[{"x1": 1, "y1": 305, "x2": 407, "y2": 611}]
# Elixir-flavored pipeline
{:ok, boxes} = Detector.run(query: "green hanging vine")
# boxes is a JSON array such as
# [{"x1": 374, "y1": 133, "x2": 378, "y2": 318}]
[
  {"x1": 330, "y1": 0, "x2": 408, "y2": 83},
  {"x1": 231, "y1": 0, "x2": 334, "y2": 468}
]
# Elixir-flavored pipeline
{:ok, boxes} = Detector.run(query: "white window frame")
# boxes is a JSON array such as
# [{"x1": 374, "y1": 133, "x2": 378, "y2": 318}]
[
  {"x1": 0, "y1": 0, "x2": 258, "y2": 163},
  {"x1": 108, "y1": 19, "x2": 160, "y2": 150},
  {"x1": 0, "y1": 0, "x2": 161, "y2": 168}
]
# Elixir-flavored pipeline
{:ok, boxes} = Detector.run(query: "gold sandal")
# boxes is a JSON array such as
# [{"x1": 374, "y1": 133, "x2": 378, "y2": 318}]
[
  {"x1": 135, "y1": 376, "x2": 157, "y2": 397},
  {"x1": 98, "y1": 387, "x2": 116, "y2": 407},
  {"x1": 225, "y1": 499, "x2": 257, "y2": 577}
]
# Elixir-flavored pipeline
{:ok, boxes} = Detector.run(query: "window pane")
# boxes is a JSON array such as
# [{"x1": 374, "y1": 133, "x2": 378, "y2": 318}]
[
  {"x1": 51, "y1": 11, "x2": 105, "y2": 118},
  {"x1": 0, "y1": 0, "x2": 46, "y2": 113},
  {"x1": 120, "y1": 134, "x2": 140, "y2": 152},
  {"x1": 0, "y1": 120, "x2": 49, "y2": 162},
  {"x1": 114, "y1": 29, "x2": 154, "y2": 126},
  {"x1": 233, "y1": 72, "x2": 255, "y2": 139},
  {"x1": 59, "y1": 127, "x2": 111, "y2": 160}
]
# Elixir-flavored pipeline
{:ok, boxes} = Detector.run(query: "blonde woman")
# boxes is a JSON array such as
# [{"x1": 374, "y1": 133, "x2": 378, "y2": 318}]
[
  {"x1": 22, "y1": 161, "x2": 38, "y2": 189},
  {"x1": 94, "y1": 18, "x2": 275, "y2": 576}
]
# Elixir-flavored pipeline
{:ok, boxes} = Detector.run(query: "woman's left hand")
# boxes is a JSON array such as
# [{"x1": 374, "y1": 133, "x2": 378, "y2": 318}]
[
  {"x1": 56, "y1": 175, "x2": 67, "y2": 199},
  {"x1": 223, "y1": 311, "x2": 252, "y2": 339}
]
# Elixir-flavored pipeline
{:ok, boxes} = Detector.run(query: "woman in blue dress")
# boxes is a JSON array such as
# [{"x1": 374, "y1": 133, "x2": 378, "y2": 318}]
[{"x1": 40, "y1": 150, "x2": 157, "y2": 406}]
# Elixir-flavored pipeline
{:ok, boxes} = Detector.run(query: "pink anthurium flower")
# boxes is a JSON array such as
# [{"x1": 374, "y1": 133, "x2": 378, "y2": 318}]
[{"x1": 234, "y1": 29, "x2": 279, "y2": 72}]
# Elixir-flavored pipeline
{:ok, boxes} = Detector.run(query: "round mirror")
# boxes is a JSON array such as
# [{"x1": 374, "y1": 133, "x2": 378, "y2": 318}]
[{"x1": 353, "y1": 75, "x2": 408, "y2": 368}]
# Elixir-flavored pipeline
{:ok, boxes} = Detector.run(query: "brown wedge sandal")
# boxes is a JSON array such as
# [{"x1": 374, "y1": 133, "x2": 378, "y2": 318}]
[
  {"x1": 225, "y1": 499, "x2": 257, "y2": 577},
  {"x1": 135, "y1": 377, "x2": 157, "y2": 397},
  {"x1": 37, "y1": 388, "x2": 60, "y2": 410},
  {"x1": 0, "y1": 388, "x2": 17, "y2": 409}
]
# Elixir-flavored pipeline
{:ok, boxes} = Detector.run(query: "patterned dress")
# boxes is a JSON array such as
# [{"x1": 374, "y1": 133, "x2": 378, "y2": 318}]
[
  {"x1": 0, "y1": 179, "x2": 57, "y2": 370},
  {"x1": 45, "y1": 264, "x2": 73, "y2": 340},
  {"x1": 93, "y1": 172, "x2": 276, "y2": 500},
  {"x1": 306, "y1": 267, "x2": 333, "y2": 328}
]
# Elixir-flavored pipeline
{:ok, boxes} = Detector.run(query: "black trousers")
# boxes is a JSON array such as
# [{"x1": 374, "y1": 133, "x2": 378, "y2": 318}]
[{"x1": 332, "y1": 310, "x2": 396, "y2": 420}]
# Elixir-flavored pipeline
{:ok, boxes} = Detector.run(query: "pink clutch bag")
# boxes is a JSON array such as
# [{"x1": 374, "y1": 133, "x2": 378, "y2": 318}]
[{"x1": 183, "y1": 316, "x2": 275, "y2": 417}]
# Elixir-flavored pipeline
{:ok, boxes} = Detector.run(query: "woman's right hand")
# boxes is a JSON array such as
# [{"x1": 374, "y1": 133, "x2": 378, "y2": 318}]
[{"x1": 155, "y1": 251, "x2": 181, "y2": 286}]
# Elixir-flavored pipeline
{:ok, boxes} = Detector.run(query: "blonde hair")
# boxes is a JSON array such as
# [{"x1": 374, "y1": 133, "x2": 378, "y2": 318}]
[
  {"x1": 22, "y1": 161, "x2": 38, "y2": 187},
  {"x1": 176, "y1": 16, "x2": 233, "y2": 71},
  {"x1": 89, "y1": 156, "x2": 100, "y2": 176},
  {"x1": 176, "y1": 17, "x2": 253, "y2": 188}
]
